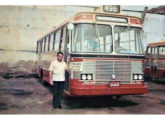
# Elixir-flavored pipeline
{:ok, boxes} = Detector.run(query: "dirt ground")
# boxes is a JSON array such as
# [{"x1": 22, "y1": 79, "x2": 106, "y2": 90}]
[{"x1": 0, "y1": 62, "x2": 165, "y2": 114}]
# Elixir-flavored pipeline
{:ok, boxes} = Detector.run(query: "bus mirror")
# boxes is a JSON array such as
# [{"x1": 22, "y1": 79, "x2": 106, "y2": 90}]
[{"x1": 67, "y1": 23, "x2": 74, "y2": 30}]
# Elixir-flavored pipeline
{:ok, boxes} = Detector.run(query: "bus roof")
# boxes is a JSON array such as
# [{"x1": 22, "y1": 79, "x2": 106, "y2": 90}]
[
  {"x1": 73, "y1": 12, "x2": 142, "y2": 21},
  {"x1": 37, "y1": 12, "x2": 142, "y2": 42},
  {"x1": 147, "y1": 41, "x2": 165, "y2": 47}
]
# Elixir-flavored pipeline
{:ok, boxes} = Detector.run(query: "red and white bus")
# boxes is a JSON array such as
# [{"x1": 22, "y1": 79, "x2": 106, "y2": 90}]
[
  {"x1": 36, "y1": 5, "x2": 148, "y2": 96},
  {"x1": 144, "y1": 41, "x2": 165, "y2": 81}
]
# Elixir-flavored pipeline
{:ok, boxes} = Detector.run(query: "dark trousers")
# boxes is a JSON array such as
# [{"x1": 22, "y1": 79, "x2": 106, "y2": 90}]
[{"x1": 53, "y1": 81, "x2": 65, "y2": 107}]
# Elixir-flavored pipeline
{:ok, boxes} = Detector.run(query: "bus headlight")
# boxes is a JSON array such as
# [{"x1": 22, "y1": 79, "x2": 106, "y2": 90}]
[
  {"x1": 81, "y1": 74, "x2": 93, "y2": 80},
  {"x1": 138, "y1": 74, "x2": 143, "y2": 80},
  {"x1": 133, "y1": 74, "x2": 138, "y2": 80},
  {"x1": 81, "y1": 74, "x2": 86, "y2": 80},
  {"x1": 87, "y1": 74, "x2": 92, "y2": 80},
  {"x1": 133, "y1": 74, "x2": 143, "y2": 80}
]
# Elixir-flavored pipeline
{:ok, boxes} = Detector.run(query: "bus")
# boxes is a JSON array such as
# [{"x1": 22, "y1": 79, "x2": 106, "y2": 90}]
[
  {"x1": 36, "y1": 5, "x2": 148, "y2": 96},
  {"x1": 144, "y1": 41, "x2": 165, "y2": 81}
]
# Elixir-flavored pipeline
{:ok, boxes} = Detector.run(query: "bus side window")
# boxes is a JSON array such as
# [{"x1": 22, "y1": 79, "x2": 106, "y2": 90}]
[
  {"x1": 147, "y1": 47, "x2": 151, "y2": 55},
  {"x1": 159, "y1": 47, "x2": 165, "y2": 56},
  {"x1": 42, "y1": 39, "x2": 45, "y2": 53},
  {"x1": 48, "y1": 35, "x2": 50, "y2": 52},
  {"x1": 155, "y1": 47, "x2": 158, "y2": 56},
  {"x1": 53, "y1": 32, "x2": 56, "y2": 51},
  {"x1": 36, "y1": 41, "x2": 39, "y2": 53},
  {"x1": 49, "y1": 33, "x2": 54, "y2": 52},
  {"x1": 45, "y1": 36, "x2": 49, "y2": 52},
  {"x1": 152, "y1": 47, "x2": 158, "y2": 56},
  {"x1": 55, "y1": 29, "x2": 62, "y2": 51},
  {"x1": 151, "y1": 47, "x2": 154, "y2": 55},
  {"x1": 59, "y1": 27, "x2": 64, "y2": 51},
  {"x1": 44, "y1": 38, "x2": 46, "y2": 52},
  {"x1": 40, "y1": 40, "x2": 43, "y2": 53}
]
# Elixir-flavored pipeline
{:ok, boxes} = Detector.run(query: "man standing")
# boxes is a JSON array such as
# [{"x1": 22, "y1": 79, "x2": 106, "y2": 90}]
[{"x1": 49, "y1": 51, "x2": 69, "y2": 109}]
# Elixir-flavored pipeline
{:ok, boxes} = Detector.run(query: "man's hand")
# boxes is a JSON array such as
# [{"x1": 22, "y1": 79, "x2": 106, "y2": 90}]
[
  {"x1": 50, "y1": 80, "x2": 53, "y2": 86},
  {"x1": 67, "y1": 69, "x2": 71, "y2": 73}
]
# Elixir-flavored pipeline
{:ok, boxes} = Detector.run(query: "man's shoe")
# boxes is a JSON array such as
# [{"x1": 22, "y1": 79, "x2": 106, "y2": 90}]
[{"x1": 58, "y1": 105, "x2": 62, "y2": 109}]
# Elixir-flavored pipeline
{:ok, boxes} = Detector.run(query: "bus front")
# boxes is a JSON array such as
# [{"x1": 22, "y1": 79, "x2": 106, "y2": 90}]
[{"x1": 65, "y1": 7, "x2": 147, "y2": 96}]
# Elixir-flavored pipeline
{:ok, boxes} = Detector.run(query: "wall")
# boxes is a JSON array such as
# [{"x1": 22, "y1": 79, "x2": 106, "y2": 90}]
[
  {"x1": 0, "y1": 5, "x2": 94, "y2": 65},
  {"x1": 0, "y1": 5, "x2": 165, "y2": 65}
]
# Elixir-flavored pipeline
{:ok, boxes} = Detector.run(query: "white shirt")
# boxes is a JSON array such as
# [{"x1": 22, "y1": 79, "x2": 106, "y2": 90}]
[{"x1": 49, "y1": 60, "x2": 68, "y2": 81}]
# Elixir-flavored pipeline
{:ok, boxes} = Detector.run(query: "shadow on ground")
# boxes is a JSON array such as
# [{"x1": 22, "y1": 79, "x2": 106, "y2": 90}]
[
  {"x1": 36, "y1": 78, "x2": 139, "y2": 109},
  {"x1": 63, "y1": 96, "x2": 138, "y2": 109}
]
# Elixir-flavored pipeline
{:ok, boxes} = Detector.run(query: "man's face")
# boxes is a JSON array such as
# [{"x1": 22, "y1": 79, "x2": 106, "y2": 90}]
[{"x1": 57, "y1": 53, "x2": 63, "y2": 62}]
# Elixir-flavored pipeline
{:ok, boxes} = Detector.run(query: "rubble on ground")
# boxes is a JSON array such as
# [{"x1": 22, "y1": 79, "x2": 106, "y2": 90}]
[{"x1": 0, "y1": 60, "x2": 37, "y2": 73}]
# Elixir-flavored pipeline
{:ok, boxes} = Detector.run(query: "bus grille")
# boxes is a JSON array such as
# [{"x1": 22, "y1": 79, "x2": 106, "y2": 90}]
[{"x1": 82, "y1": 60, "x2": 142, "y2": 84}]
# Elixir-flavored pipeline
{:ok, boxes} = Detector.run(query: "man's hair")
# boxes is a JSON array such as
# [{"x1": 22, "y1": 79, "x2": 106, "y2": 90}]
[{"x1": 57, "y1": 51, "x2": 64, "y2": 56}]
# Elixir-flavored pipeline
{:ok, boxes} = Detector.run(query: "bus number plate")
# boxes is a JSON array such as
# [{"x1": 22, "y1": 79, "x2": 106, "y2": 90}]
[{"x1": 109, "y1": 81, "x2": 120, "y2": 87}]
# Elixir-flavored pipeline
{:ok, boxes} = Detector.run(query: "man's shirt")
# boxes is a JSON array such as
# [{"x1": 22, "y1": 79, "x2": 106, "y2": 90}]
[{"x1": 49, "y1": 60, "x2": 68, "y2": 81}]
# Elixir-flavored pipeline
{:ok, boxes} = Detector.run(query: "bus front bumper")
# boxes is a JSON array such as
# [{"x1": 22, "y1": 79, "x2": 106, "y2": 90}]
[{"x1": 69, "y1": 85, "x2": 148, "y2": 96}]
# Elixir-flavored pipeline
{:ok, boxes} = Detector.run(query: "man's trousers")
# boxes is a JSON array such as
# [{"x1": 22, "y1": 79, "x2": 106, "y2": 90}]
[{"x1": 53, "y1": 81, "x2": 65, "y2": 107}]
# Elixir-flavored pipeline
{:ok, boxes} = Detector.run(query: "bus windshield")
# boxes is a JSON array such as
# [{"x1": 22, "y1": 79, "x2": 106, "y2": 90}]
[
  {"x1": 114, "y1": 26, "x2": 143, "y2": 54},
  {"x1": 72, "y1": 24, "x2": 113, "y2": 53}
]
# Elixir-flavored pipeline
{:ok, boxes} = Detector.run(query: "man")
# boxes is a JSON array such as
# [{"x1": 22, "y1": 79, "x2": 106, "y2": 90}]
[{"x1": 49, "y1": 51, "x2": 69, "y2": 109}]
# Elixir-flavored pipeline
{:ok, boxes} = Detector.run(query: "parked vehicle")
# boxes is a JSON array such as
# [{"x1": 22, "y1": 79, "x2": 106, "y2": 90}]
[
  {"x1": 36, "y1": 5, "x2": 147, "y2": 96},
  {"x1": 144, "y1": 41, "x2": 165, "y2": 81}
]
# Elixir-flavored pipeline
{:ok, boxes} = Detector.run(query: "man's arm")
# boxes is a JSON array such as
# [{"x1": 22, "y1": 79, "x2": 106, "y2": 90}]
[
  {"x1": 48, "y1": 62, "x2": 54, "y2": 86},
  {"x1": 65, "y1": 61, "x2": 70, "y2": 73},
  {"x1": 49, "y1": 71, "x2": 53, "y2": 86}
]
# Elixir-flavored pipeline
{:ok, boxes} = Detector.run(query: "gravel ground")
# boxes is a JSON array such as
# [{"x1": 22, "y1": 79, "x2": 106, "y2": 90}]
[{"x1": 0, "y1": 64, "x2": 165, "y2": 114}]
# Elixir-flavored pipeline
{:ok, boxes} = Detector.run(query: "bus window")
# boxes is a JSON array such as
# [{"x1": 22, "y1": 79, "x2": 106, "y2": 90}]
[
  {"x1": 152, "y1": 47, "x2": 157, "y2": 56},
  {"x1": 114, "y1": 26, "x2": 143, "y2": 54},
  {"x1": 55, "y1": 29, "x2": 61, "y2": 51},
  {"x1": 53, "y1": 32, "x2": 56, "y2": 51},
  {"x1": 40, "y1": 40, "x2": 43, "y2": 53},
  {"x1": 42, "y1": 38, "x2": 45, "y2": 52},
  {"x1": 49, "y1": 33, "x2": 54, "y2": 52},
  {"x1": 36, "y1": 41, "x2": 39, "y2": 53},
  {"x1": 59, "y1": 27, "x2": 64, "y2": 50},
  {"x1": 146, "y1": 47, "x2": 151, "y2": 55},
  {"x1": 45, "y1": 36, "x2": 49, "y2": 52},
  {"x1": 43, "y1": 38, "x2": 46, "y2": 52},
  {"x1": 105, "y1": 35, "x2": 112, "y2": 52},
  {"x1": 72, "y1": 24, "x2": 112, "y2": 53},
  {"x1": 159, "y1": 46, "x2": 165, "y2": 56},
  {"x1": 155, "y1": 47, "x2": 158, "y2": 55},
  {"x1": 48, "y1": 35, "x2": 50, "y2": 52}
]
